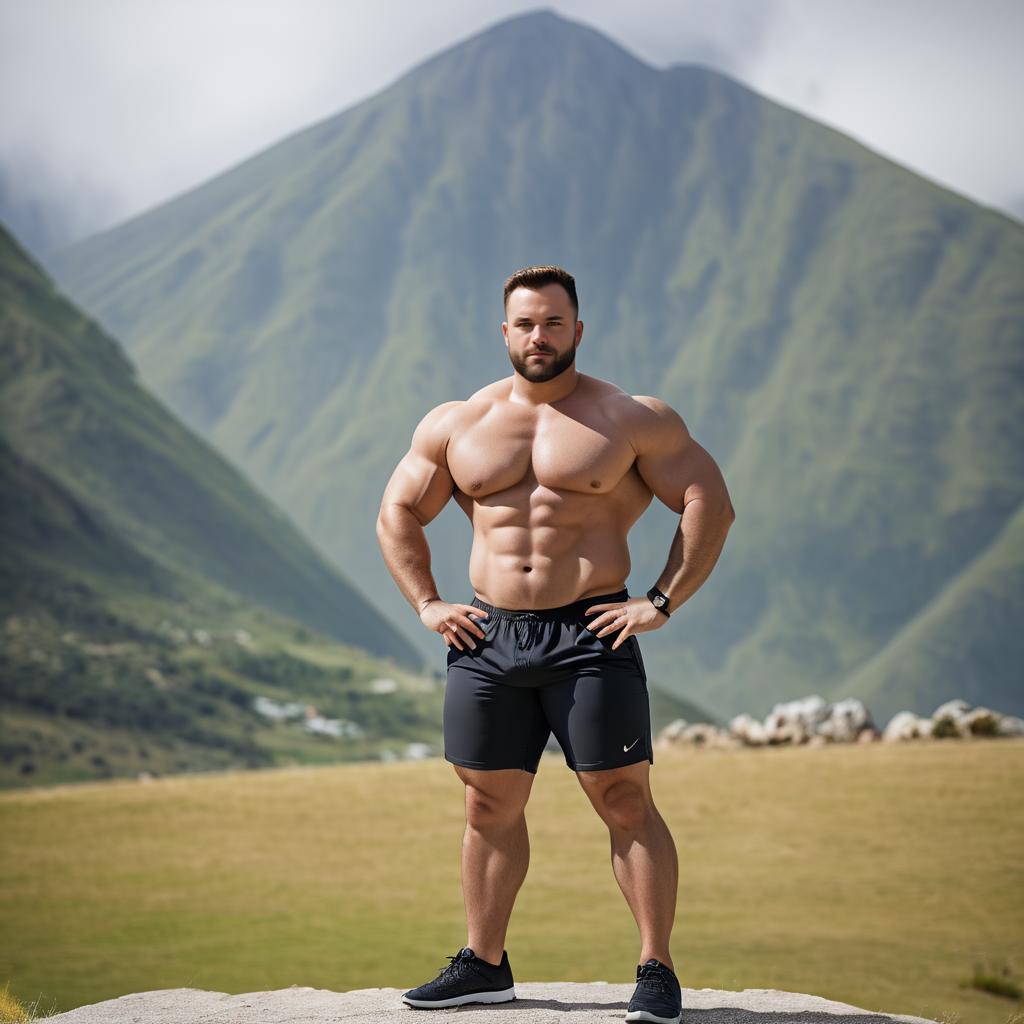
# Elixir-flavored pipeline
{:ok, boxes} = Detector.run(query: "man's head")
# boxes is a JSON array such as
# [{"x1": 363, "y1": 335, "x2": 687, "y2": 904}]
[{"x1": 502, "y1": 265, "x2": 583, "y2": 384}]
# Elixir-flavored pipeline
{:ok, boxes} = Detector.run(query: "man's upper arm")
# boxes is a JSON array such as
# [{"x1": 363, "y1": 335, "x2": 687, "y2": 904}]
[
  {"x1": 379, "y1": 401, "x2": 461, "y2": 526},
  {"x1": 631, "y1": 396, "x2": 735, "y2": 517}
]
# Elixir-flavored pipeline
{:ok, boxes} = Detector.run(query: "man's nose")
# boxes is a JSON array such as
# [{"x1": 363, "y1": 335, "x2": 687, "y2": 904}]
[{"x1": 530, "y1": 325, "x2": 547, "y2": 342}]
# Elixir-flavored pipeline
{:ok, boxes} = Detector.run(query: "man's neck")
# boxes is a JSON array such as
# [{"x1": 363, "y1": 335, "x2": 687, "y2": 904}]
[{"x1": 509, "y1": 367, "x2": 581, "y2": 407}]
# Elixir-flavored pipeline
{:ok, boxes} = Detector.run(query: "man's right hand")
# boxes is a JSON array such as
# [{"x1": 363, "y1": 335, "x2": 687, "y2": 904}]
[{"x1": 419, "y1": 599, "x2": 489, "y2": 651}]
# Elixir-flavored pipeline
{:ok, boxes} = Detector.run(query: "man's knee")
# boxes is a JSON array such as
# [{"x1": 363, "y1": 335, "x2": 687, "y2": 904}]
[
  {"x1": 455, "y1": 766, "x2": 532, "y2": 830},
  {"x1": 579, "y1": 768, "x2": 654, "y2": 833}
]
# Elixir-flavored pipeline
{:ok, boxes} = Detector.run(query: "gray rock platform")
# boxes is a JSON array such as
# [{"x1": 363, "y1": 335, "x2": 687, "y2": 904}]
[{"x1": 44, "y1": 981, "x2": 940, "y2": 1023}]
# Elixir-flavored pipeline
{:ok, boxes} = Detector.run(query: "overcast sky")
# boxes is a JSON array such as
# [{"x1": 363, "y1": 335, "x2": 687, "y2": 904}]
[{"x1": 2, "y1": 0, "x2": 1021, "y2": 256}]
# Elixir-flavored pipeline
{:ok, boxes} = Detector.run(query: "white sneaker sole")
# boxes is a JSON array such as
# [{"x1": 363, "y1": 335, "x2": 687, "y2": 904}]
[
  {"x1": 625, "y1": 1009, "x2": 682, "y2": 1023},
  {"x1": 402, "y1": 985, "x2": 516, "y2": 1009}
]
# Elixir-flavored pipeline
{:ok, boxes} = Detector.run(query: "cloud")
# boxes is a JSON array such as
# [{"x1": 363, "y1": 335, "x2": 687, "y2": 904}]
[
  {"x1": 2, "y1": 0, "x2": 1021, "y2": 251},
  {"x1": 736, "y1": 0, "x2": 1024, "y2": 214}
]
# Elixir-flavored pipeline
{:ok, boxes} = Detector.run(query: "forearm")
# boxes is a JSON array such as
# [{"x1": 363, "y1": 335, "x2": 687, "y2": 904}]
[
  {"x1": 376, "y1": 504, "x2": 442, "y2": 614},
  {"x1": 653, "y1": 496, "x2": 734, "y2": 612}
]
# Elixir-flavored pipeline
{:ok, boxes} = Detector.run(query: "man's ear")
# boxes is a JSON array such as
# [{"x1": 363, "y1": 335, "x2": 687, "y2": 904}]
[
  {"x1": 501, "y1": 321, "x2": 509, "y2": 345},
  {"x1": 575, "y1": 320, "x2": 583, "y2": 344}
]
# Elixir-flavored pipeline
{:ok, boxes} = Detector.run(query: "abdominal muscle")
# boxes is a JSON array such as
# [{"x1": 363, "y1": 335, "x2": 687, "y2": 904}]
[{"x1": 460, "y1": 483, "x2": 644, "y2": 611}]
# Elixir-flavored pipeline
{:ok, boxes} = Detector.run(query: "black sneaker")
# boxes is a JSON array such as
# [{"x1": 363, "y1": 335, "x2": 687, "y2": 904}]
[
  {"x1": 402, "y1": 947, "x2": 516, "y2": 1009},
  {"x1": 625, "y1": 958, "x2": 682, "y2": 1023}
]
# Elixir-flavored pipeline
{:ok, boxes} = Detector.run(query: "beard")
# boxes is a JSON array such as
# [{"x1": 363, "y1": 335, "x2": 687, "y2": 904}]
[{"x1": 508, "y1": 343, "x2": 577, "y2": 383}]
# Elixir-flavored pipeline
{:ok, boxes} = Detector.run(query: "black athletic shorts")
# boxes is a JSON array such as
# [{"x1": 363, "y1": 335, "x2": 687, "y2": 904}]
[{"x1": 443, "y1": 588, "x2": 654, "y2": 774}]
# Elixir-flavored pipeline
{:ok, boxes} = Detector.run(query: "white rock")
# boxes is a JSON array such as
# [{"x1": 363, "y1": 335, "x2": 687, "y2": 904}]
[
  {"x1": 728, "y1": 713, "x2": 768, "y2": 746},
  {"x1": 882, "y1": 711, "x2": 933, "y2": 741},
  {"x1": 657, "y1": 719, "x2": 689, "y2": 743},
  {"x1": 681, "y1": 723, "x2": 720, "y2": 747},
  {"x1": 764, "y1": 695, "x2": 830, "y2": 744},
  {"x1": 816, "y1": 698, "x2": 875, "y2": 743},
  {"x1": 997, "y1": 714, "x2": 1024, "y2": 737},
  {"x1": 932, "y1": 699, "x2": 972, "y2": 738}
]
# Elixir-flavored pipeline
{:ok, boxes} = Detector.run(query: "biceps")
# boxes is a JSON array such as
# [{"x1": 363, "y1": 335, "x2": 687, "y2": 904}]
[
  {"x1": 635, "y1": 437, "x2": 726, "y2": 515},
  {"x1": 380, "y1": 450, "x2": 455, "y2": 526}
]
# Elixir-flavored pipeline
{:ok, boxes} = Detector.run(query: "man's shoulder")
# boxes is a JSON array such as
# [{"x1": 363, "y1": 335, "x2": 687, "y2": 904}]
[
  {"x1": 584, "y1": 376, "x2": 679, "y2": 421},
  {"x1": 626, "y1": 393, "x2": 679, "y2": 418},
  {"x1": 418, "y1": 383, "x2": 505, "y2": 433},
  {"x1": 584, "y1": 381, "x2": 687, "y2": 454},
  {"x1": 466, "y1": 378, "x2": 512, "y2": 405}
]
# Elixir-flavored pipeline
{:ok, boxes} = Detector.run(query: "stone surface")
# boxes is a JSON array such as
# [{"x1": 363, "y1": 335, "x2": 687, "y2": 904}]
[{"x1": 43, "y1": 981, "x2": 941, "y2": 1023}]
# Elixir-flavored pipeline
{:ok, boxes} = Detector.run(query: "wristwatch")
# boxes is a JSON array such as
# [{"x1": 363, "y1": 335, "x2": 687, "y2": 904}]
[{"x1": 646, "y1": 586, "x2": 671, "y2": 618}]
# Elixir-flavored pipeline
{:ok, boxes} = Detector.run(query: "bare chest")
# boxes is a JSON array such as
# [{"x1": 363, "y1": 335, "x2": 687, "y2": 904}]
[{"x1": 447, "y1": 408, "x2": 636, "y2": 498}]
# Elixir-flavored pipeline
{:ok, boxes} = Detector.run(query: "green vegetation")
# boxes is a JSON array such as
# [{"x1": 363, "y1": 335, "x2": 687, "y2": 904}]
[
  {"x1": 961, "y1": 960, "x2": 1023, "y2": 1001},
  {"x1": 1, "y1": 739, "x2": 1021, "y2": 1023},
  {"x1": 44, "y1": 11, "x2": 1024, "y2": 726},
  {"x1": 0, "y1": 223, "x2": 422, "y2": 673},
  {"x1": 0, "y1": 573, "x2": 448, "y2": 791}
]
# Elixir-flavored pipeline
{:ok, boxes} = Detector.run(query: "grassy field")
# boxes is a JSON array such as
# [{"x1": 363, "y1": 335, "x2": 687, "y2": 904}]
[{"x1": 1, "y1": 739, "x2": 1022, "y2": 1022}]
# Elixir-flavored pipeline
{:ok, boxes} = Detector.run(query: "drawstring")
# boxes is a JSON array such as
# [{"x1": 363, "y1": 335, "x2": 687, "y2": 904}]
[
  {"x1": 513, "y1": 612, "x2": 540, "y2": 648},
  {"x1": 512, "y1": 612, "x2": 540, "y2": 665}
]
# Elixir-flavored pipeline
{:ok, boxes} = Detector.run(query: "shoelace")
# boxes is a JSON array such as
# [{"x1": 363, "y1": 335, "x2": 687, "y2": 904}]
[
  {"x1": 636, "y1": 962, "x2": 672, "y2": 995},
  {"x1": 439, "y1": 951, "x2": 478, "y2": 983}
]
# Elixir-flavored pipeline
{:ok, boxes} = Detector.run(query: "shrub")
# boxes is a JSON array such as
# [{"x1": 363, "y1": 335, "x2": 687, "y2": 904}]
[{"x1": 961, "y1": 960, "x2": 1022, "y2": 1000}]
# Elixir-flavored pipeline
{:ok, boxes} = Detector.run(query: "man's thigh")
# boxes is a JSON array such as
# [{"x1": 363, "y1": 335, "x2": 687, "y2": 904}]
[
  {"x1": 443, "y1": 669, "x2": 551, "y2": 774},
  {"x1": 538, "y1": 661, "x2": 654, "y2": 772}
]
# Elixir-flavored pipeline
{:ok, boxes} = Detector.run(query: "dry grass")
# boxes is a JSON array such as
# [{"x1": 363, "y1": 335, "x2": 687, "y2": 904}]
[{"x1": 1, "y1": 739, "x2": 1022, "y2": 1022}]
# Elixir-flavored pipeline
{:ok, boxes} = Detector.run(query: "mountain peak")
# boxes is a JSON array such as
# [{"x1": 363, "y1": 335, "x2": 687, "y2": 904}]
[{"x1": 398, "y1": 6, "x2": 655, "y2": 95}]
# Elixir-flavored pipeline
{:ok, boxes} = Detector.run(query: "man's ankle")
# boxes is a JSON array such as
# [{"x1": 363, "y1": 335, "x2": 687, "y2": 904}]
[
  {"x1": 469, "y1": 946, "x2": 504, "y2": 967},
  {"x1": 640, "y1": 954, "x2": 675, "y2": 973}
]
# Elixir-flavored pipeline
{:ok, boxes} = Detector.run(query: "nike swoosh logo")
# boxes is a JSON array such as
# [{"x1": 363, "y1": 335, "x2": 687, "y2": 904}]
[{"x1": 623, "y1": 738, "x2": 640, "y2": 752}]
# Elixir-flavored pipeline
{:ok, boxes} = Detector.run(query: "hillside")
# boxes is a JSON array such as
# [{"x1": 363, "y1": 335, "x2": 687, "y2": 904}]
[
  {"x1": 45, "y1": 10, "x2": 1024, "y2": 723},
  {"x1": 0, "y1": 220, "x2": 459, "y2": 788},
  {"x1": 1, "y1": 223, "x2": 420, "y2": 667},
  {"x1": 0, "y1": 434, "x2": 447, "y2": 789}
]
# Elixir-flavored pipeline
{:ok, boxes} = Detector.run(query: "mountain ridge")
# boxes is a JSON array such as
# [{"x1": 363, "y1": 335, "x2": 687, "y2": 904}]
[
  {"x1": 1, "y1": 220, "x2": 423, "y2": 666},
  {"x1": 44, "y1": 9, "x2": 1024, "y2": 724}
]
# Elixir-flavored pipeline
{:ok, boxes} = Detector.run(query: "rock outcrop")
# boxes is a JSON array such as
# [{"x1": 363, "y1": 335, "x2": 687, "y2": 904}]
[
  {"x1": 656, "y1": 695, "x2": 1024, "y2": 750},
  {"x1": 41, "y1": 981, "x2": 941, "y2": 1023}
]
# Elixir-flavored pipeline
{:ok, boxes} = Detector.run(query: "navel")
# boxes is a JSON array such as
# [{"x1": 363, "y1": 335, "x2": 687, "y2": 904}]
[{"x1": 522, "y1": 566, "x2": 532, "y2": 573}]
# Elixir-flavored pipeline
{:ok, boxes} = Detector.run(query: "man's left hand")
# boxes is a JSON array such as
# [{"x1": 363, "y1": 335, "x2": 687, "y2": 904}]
[{"x1": 584, "y1": 596, "x2": 670, "y2": 649}]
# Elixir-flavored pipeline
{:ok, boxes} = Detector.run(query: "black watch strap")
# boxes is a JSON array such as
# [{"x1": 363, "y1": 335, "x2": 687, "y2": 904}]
[{"x1": 646, "y1": 586, "x2": 671, "y2": 617}]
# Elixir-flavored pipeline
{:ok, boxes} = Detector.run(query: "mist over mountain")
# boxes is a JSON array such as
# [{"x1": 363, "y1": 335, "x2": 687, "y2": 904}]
[{"x1": 46, "y1": 10, "x2": 1024, "y2": 723}]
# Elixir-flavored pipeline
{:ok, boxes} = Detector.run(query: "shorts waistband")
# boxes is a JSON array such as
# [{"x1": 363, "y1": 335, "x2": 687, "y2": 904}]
[{"x1": 470, "y1": 589, "x2": 630, "y2": 623}]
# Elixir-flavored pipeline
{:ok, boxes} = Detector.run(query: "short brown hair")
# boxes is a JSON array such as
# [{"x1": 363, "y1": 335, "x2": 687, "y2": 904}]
[{"x1": 503, "y1": 265, "x2": 578, "y2": 318}]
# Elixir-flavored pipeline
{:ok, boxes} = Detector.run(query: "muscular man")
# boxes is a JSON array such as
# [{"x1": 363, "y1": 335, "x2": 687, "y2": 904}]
[{"x1": 376, "y1": 265, "x2": 735, "y2": 1024}]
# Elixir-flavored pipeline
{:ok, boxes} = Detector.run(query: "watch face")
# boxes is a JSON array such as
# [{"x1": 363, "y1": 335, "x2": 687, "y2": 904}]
[{"x1": 652, "y1": 594, "x2": 666, "y2": 607}]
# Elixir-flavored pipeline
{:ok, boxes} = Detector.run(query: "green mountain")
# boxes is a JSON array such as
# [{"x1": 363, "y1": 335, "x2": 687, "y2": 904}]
[
  {"x1": 45, "y1": 10, "x2": 1024, "y2": 725},
  {"x1": 0, "y1": 221, "x2": 458, "y2": 789},
  {"x1": 1, "y1": 224, "x2": 419, "y2": 667}
]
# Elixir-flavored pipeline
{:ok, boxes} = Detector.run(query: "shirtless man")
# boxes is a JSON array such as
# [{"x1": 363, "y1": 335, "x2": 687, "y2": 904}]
[{"x1": 376, "y1": 265, "x2": 735, "y2": 1024}]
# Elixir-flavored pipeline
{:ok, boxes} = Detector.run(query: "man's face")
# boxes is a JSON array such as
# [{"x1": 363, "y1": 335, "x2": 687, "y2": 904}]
[{"x1": 502, "y1": 283, "x2": 583, "y2": 383}]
